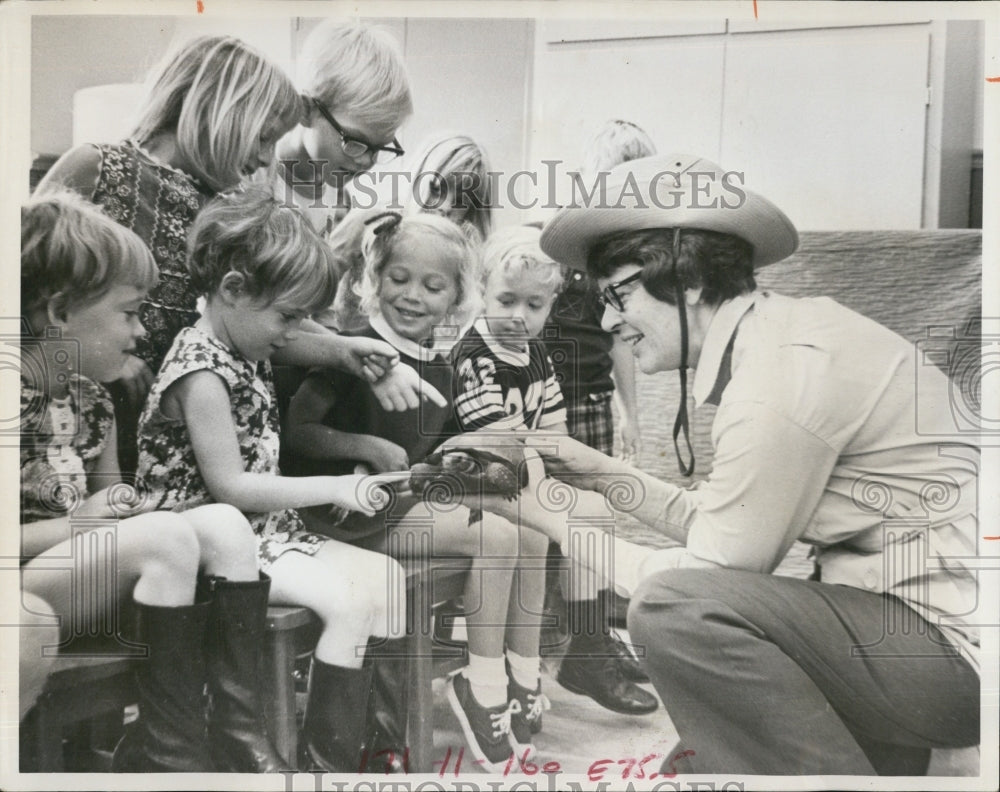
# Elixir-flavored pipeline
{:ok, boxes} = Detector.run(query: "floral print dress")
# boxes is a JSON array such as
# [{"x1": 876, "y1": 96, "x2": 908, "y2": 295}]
[
  {"x1": 137, "y1": 326, "x2": 326, "y2": 570},
  {"x1": 91, "y1": 140, "x2": 214, "y2": 373},
  {"x1": 20, "y1": 374, "x2": 114, "y2": 525}
]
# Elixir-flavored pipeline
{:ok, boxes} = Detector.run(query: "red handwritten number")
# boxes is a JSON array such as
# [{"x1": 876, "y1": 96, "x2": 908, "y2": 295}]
[{"x1": 196, "y1": 0, "x2": 204, "y2": 12}]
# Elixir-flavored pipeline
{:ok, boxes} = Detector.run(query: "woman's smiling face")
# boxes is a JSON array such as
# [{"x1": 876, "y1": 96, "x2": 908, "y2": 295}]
[{"x1": 597, "y1": 264, "x2": 684, "y2": 374}]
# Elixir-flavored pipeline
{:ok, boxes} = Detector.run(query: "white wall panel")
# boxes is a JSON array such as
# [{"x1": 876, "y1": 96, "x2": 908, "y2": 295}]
[
  {"x1": 721, "y1": 25, "x2": 930, "y2": 229},
  {"x1": 531, "y1": 33, "x2": 726, "y2": 217}
]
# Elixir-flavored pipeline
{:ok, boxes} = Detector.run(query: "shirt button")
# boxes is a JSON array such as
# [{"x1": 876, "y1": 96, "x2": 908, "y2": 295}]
[{"x1": 863, "y1": 569, "x2": 879, "y2": 589}]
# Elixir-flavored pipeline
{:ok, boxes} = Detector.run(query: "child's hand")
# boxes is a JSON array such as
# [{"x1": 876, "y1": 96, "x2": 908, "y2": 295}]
[
  {"x1": 340, "y1": 335, "x2": 400, "y2": 379},
  {"x1": 364, "y1": 438, "x2": 410, "y2": 473},
  {"x1": 360, "y1": 353, "x2": 394, "y2": 381},
  {"x1": 326, "y1": 472, "x2": 410, "y2": 516},
  {"x1": 74, "y1": 486, "x2": 140, "y2": 519},
  {"x1": 369, "y1": 362, "x2": 447, "y2": 411}
]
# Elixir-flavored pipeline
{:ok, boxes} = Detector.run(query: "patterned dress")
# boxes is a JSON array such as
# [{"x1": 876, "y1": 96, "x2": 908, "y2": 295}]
[
  {"x1": 136, "y1": 326, "x2": 326, "y2": 570},
  {"x1": 20, "y1": 374, "x2": 114, "y2": 525},
  {"x1": 90, "y1": 140, "x2": 214, "y2": 372}
]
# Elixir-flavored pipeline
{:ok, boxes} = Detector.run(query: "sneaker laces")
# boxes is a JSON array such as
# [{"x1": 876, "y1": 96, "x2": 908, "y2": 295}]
[
  {"x1": 525, "y1": 691, "x2": 551, "y2": 723},
  {"x1": 490, "y1": 699, "x2": 522, "y2": 738}
]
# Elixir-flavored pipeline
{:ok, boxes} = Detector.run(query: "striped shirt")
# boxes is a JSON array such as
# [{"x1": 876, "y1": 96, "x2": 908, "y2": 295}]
[{"x1": 452, "y1": 317, "x2": 567, "y2": 433}]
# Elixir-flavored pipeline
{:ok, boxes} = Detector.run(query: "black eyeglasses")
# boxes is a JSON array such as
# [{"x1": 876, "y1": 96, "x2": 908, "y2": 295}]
[
  {"x1": 598, "y1": 270, "x2": 644, "y2": 312},
  {"x1": 311, "y1": 97, "x2": 405, "y2": 163}
]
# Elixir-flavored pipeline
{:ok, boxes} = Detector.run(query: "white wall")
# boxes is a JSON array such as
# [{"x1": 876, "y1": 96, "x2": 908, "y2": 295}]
[
  {"x1": 29, "y1": 13, "x2": 984, "y2": 230},
  {"x1": 530, "y1": 18, "x2": 985, "y2": 231}
]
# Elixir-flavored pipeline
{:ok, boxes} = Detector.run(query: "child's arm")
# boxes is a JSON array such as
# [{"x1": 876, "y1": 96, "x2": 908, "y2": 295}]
[
  {"x1": 285, "y1": 374, "x2": 409, "y2": 473},
  {"x1": 272, "y1": 319, "x2": 447, "y2": 410},
  {"x1": 170, "y1": 370, "x2": 381, "y2": 515},
  {"x1": 34, "y1": 144, "x2": 101, "y2": 197},
  {"x1": 21, "y1": 517, "x2": 74, "y2": 559}
]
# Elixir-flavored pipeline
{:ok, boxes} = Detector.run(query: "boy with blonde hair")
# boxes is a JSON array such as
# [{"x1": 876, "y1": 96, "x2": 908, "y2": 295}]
[{"x1": 276, "y1": 20, "x2": 413, "y2": 234}]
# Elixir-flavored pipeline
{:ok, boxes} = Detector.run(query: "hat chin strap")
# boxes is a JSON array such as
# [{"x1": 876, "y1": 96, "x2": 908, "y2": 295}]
[{"x1": 671, "y1": 229, "x2": 695, "y2": 477}]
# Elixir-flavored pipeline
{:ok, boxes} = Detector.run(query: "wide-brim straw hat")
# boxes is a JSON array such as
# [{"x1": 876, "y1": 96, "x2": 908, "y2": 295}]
[{"x1": 540, "y1": 153, "x2": 799, "y2": 272}]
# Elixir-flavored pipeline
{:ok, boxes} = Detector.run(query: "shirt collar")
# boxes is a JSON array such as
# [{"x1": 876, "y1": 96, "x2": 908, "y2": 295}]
[
  {"x1": 473, "y1": 316, "x2": 531, "y2": 365},
  {"x1": 370, "y1": 313, "x2": 452, "y2": 362},
  {"x1": 692, "y1": 291, "x2": 758, "y2": 407}
]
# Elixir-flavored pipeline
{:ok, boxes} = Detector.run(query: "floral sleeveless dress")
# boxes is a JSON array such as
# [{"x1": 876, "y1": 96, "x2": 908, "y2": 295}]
[
  {"x1": 136, "y1": 326, "x2": 326, "y2": 570},
  {"x1": 20, "y1": 374, "x2": 114, "y2": 525},
  {"x1": 91, "y1": 140, "x2": 214, "y2": 373}
]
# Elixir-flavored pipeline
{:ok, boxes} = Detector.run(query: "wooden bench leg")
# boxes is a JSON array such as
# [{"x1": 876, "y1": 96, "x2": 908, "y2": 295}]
[{"x1": 264, "y1": 627, "x2": 299, "y2": 767}]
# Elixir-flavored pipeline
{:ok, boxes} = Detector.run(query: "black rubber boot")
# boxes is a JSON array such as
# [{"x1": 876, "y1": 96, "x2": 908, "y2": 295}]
[
  {"x1": 111, "y1": 600, "x2": 212, "y2": 772},
  {"x1": 299, "y1": 659, "x2": 373, "y2": 773},
  {"x1": 202, "y1": 574, "x2": 293, "y2": 773},
  {"x1": 362, "y1": 638, "x2": 410, "y2": 773}
]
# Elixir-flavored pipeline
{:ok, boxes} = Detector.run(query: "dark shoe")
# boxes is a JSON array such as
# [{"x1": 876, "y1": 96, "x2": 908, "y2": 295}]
[
  {"x1": 599, "y1": 587, "x2": 631, "y2": 630},
  {"x1": 506, "y1": 676, "x2": 550, "y2": 753},
  {"x1": 202, "y1": 575, "x2": 292, "y2": 773},
  {"x1": 362, "y1": 637, "x2": 410, "y2": 774},
  {"x1": 446, "y1": 673, "x2": 517, "y2": 772},
  {"x1": 609, "y1": 631, "x2": 650, "y2": 684},
  {"x1": 557, "y1": 633, "x2": 658, "y2": 716},
  {"x1": 299, "y1": 660, "x2": 372, "y2": 773},
  {"x1": 112, "y1": 601, "x2": 213, "y2": 772}
]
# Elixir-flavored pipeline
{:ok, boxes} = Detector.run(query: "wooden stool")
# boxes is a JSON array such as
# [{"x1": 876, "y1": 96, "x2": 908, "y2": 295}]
[{"x1": 262, "y1": 559, "x2": 472, "y2": 771}]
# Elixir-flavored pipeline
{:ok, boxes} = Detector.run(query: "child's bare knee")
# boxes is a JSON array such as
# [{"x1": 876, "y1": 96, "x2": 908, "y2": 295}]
[
  {"x1": 479, "y1": 513, "x2": 519, "y2": 555},
  {"x1": 186, "y1": 503, "x2": 255, "y2": 553},
  {"x1": 138, "y1": 512, "x2": 200, "y2": 572}
]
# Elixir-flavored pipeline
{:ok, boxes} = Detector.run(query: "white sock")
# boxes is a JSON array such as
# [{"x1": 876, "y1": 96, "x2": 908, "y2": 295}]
[
  {"x1": 505, "y1": 649, "x2": 540, "y2": 690},
  {"x1": 462, "y1": 653, "x2": 508, "y2": 707}
]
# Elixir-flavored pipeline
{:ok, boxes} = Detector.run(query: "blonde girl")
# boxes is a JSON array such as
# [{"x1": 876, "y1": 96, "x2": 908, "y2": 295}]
[
  {"x1": 328, "y1": 133, "x2": 494, "y2": 332},
  {"x1": 135, "y1": 188, "x2": 407, "y2": 773},
  {"x1": 285, "y1": 213, "x2": 551, "y2": 772},
  {"x1": 20, "y1": 192, "x2": 287, "y2": 773},
  {"x1": 38, "y1": 34, "x2": 430, "y2": 474}
]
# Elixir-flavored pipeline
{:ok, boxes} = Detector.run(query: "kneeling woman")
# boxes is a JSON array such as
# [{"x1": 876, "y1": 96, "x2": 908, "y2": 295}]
[{"x1": 490, "y1": 153, "x2": 979, "y2": 775}]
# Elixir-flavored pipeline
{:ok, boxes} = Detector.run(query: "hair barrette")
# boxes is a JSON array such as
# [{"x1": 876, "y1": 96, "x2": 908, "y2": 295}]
[{"x1": 364, "y1": 211, "x2": 403, "y2": 236}]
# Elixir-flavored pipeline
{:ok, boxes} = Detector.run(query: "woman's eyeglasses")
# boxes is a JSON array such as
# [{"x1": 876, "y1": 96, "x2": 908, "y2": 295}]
[
  {"x1": 598, "y1": 271, "x2": 643, "y2": 311},
  {"x1": 311, "y1": 98, "x2": 405, "y2": 164}
]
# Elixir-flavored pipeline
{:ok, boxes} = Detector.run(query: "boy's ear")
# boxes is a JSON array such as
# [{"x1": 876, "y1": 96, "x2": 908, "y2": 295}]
[{"x1": 219, "y1": 271, "x2": 248, "y2": 304}]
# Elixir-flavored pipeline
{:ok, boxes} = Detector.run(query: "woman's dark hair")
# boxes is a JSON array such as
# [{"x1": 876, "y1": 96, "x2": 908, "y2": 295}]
[{"x1": 587, "y1": 227, "x2": 755, "y2": 305}]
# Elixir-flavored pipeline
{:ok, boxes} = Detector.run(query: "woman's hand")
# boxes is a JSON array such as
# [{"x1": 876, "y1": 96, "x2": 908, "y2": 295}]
[
  {"x1": 618, "y1": 416, "x2": 642, "y2": 465},
  {"x1": 522, "y1": 432, "x2": 626, "y2": 493}
]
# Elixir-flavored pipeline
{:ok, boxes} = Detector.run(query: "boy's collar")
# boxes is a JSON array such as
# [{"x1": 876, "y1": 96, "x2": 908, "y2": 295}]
[
  {"x1": 370, "y1": 314, "x2": 453, "y2": 362},
  {"x1": 473, "y1": 317, "x2": 532, "y2": 365}
]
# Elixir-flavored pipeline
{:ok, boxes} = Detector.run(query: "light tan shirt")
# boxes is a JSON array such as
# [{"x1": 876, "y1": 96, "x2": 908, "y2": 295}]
[{"x1": 629, "y1": 291, "x2": 980, "y2": 671}]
